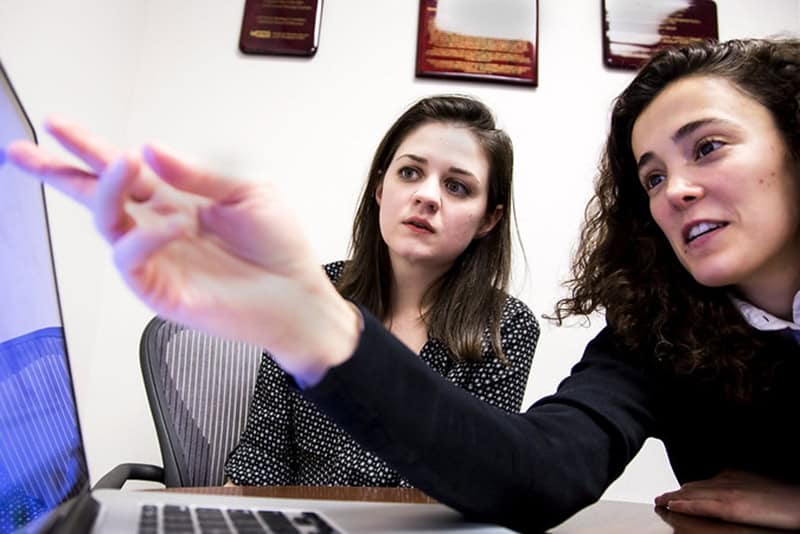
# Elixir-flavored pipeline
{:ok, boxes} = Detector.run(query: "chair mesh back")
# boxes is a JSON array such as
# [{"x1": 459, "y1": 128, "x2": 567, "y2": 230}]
[{"x1": 141, "y1": 318, "x2": 263, "y2": 487}]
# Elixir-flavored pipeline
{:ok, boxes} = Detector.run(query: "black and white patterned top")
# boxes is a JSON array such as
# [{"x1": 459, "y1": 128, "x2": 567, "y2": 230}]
[{"x1": 224, "y1": 261, "x2": 539, "y2": 487}]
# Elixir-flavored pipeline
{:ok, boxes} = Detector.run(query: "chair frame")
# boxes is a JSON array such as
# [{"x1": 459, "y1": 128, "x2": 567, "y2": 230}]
[{"x1": 139, "y1": 317, "x2": 191, "y2": 487}]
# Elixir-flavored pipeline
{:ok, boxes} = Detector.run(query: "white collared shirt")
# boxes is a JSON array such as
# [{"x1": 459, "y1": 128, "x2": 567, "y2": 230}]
[{"x1": 729, "y1": 291, "x2": 800, "y2": 332}]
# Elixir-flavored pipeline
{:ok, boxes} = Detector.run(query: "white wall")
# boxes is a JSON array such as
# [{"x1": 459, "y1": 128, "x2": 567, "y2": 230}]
[{"x1": 0, "y1": 0, "x2": 797, "y2": 502}]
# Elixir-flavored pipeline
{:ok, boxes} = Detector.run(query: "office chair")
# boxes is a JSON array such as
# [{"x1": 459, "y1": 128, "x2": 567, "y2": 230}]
[{"x1": 96, "y1": 316, "x2": 264, "y2": 489}]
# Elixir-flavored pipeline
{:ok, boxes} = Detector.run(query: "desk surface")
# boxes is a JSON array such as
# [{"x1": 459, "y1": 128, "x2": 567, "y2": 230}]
[{"x1": 163, "y1": 486, "x2": 777, "y2": 533}]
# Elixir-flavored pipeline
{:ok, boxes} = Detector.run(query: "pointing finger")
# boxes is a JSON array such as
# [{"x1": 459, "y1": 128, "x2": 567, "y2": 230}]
[
  {"x1": 4, "y1": 139, "x2": 98, "y2": 205},
  {"x1": 45, "y1": 116, "x2": 120, "y2": 173}
]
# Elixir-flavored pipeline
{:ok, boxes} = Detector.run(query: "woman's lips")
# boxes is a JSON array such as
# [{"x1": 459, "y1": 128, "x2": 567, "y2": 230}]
[{"x1": 403, "y1": 218, "x2": 434, "y2": 233}]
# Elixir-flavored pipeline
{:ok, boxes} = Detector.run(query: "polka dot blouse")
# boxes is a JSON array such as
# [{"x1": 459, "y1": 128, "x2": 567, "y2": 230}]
[{"x1": 224, "y1": 261, "x2": 540, "y2": 487}]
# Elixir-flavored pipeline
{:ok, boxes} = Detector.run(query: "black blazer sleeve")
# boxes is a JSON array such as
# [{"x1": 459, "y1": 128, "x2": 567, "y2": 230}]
[{"x1": 304, "y1": 307, "x2": 659, "y2": 532}]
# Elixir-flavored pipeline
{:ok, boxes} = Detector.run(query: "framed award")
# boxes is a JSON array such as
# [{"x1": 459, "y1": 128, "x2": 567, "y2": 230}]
[
  {"x1": 416, "y1": 0, "x2": 539, "y2": 87},
  {"x1": 239, "y1": 0, "x2": 323, "y2": 57},
  {"x1": 602, "y1": 0, "x2": 718, "y2": 70}
]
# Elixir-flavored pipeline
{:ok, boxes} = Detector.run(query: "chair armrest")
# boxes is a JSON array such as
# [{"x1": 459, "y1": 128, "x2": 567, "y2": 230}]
[{"x1": 93, "y1": 462, "x2": 165, "y2": 489}]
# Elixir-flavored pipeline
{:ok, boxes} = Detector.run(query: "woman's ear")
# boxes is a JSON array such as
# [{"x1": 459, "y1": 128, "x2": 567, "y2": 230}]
[
  {"x1": 374, "y1": 170, "x2": 385, "y2": 205},
  {"x1": 477, "y1": 205, "x2": 503, "y2": 238}
]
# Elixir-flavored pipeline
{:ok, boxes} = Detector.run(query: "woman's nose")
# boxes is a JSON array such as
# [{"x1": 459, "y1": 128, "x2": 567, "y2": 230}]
[
  {"x1": 412, "y1": 176, "x2": 441, "y2": 212},
  {"x1": 665, "y1": 172, "x2": 705, "y2": 209}
]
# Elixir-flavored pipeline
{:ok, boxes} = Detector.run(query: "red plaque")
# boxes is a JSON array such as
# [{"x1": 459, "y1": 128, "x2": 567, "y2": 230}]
[
  {"x1": 239, "y1": 0, "x2": 322, "y2": 57},
  {"x1": 602, "y1": 0, "x2": 718, "y2": 70},
  {"x1": 415, "y1": 0, "x2": 539, "y2": 87}
]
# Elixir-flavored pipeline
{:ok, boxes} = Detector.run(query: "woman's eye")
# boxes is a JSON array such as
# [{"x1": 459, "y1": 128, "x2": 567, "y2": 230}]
[
  {"x1": 445, "y1": 179, "x2": 468, "y2": 196},
  {"x1": 695, "y1": 139, "x2": 724, "y2": 159},
  {"x1": 399, "y1": 167, "x2": 419, "y2": 180},
  {"x1": 644, "y1": 173, "x2": 665, "y2": 191}
]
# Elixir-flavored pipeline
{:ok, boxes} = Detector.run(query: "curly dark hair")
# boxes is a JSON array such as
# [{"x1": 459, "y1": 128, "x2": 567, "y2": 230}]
[
  {"x1": 555, "y1": 38, "x2": 800, "y2": 400},
  {"x1": 337, "y1": 95, "x2": 515, "y2": 362}
]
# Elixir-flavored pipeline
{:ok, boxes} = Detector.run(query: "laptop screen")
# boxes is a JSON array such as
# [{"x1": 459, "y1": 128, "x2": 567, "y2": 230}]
[{"x1": 0, "y1": 63, "x2": 90, "y2": 533}]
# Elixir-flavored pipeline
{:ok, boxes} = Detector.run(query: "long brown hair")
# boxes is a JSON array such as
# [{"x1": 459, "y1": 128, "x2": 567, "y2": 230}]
[
  {"x1": 337, "y1": 95, "x2": 515, "y2": 362},
  {"x1": 555, "y1": 39, "x2": 800, "y2": 400}
]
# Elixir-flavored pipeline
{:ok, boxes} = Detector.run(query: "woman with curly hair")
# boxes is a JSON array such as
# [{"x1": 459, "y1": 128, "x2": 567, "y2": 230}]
[{"x1": 6, "y1": 38, "x2": 800, "y2": 531}]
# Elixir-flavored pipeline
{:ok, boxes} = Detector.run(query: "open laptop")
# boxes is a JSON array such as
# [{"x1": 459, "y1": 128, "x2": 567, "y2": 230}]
[{"x1": 0, "y1": 62, "x2": 512, "y2": 534}]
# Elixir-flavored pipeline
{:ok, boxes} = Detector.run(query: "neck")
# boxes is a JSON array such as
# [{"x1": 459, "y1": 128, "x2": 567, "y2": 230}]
[
  {"x1": 388, "y1": 256, "x2": 450, "y2": 320},
  {"x1": 736, "y1": 270, "x2": 800, "y2": 321}
]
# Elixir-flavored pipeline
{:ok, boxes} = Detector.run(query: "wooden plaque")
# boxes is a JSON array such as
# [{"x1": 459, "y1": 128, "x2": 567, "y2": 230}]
[
  {"x1": 602, "y1": 0, "x2": 718, "y2": 70},
  {"x1": 239, "y1": 0, "x2": 323, "y2": 57},
  {"x1": 416, "y1": 0, "x2": 538, "y2": 87}
]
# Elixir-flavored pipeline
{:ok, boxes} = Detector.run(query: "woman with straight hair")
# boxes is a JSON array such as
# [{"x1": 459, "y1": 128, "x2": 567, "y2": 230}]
[
  {"x1": 224, "y1": 95, "x2": 538, "y2": 486},
  {"x1": 6, "y1": 38, "x2": 800, "y2": 531}
]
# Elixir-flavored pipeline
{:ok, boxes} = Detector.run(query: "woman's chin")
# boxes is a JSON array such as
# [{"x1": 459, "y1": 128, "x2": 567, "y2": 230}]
[{"x1": 689, "y1": 269, "x2": 737, "y2": 289}]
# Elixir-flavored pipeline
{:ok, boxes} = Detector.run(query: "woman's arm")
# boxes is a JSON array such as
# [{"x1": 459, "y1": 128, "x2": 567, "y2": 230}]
[{"x1": 305, "y1": 315, "x2": 657, "y2": 532}]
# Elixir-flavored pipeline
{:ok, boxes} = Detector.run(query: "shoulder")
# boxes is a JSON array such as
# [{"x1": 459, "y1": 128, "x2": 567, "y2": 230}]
[
  {"x1": 323, "y1": 260, "x2": 347, "y2": 283},
  {"x1": 581, "y1": 325, "x2": 655, "y2": 370},
  {"x1": 498, "y1": 294, "x2": 540, "y2": 341},
  {"x1": 475, "y1": 294, "x2": 539, "y2": 363},
  {"x1": 576, "y1": 326, "x2": 652, "y2": 376}
]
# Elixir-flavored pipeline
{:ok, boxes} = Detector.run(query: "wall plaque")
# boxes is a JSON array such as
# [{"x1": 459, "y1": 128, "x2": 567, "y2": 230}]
[
  {"x1": 416, "y1": 0, "x2": 538, "y2": 87},
  {"x1": 240, "y1": 0, "x2": 322, "y2": 57},
  {"x1": 602, "y1": 0, "x2": 718, "y2": 70}
]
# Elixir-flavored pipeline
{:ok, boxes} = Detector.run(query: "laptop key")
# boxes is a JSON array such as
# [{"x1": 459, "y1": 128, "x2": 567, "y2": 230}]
[
  {"x1": 257, "y1": 510, "x2": 299, "y2": 533},
  {"x1": 159, "y1": 504, "x2": 195, "y2": 533},
  {"x1": 138, "y1": 504, "x2": 159, "y2": 534},
  {"x1": 227, "y1": 509, "x2": 270, "y2": 533},
  {"x1": 299, "y1": 512, "x2": 335, "y2": 534},
  {"x1": 196, "y1": 507, "x2": 230, "y2": 532}
]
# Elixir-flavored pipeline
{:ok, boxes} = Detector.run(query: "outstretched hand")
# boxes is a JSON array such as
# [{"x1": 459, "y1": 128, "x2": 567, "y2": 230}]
[
  {"x1": 3, "y1": 118, "x2": 360, "y2": 383},
  {"x1": 655, "y1": 469, "x2": 800, "y2": 530}
]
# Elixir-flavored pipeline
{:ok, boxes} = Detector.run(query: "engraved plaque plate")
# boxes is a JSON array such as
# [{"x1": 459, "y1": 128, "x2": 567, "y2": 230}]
[
  {"x1": 240, "y1": 0, "x2": 322, "y2": 57},
  {"x1": 416, "y1": 0, "x2": 538, "y2": 87},
  {"x1": 603, "y1": 0, "x2": 718, "y2": 70}
]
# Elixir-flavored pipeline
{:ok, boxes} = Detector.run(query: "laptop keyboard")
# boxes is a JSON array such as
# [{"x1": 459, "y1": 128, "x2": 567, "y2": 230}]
[{"x1": 138, "y1": 504, "x2": 339, "y2": 533}]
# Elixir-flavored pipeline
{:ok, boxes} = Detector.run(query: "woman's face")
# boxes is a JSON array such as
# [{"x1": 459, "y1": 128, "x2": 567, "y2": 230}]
[
  {"x1": 632, "y1": 75, "x2": 800, "y2": 302},
  {"x1": 376, "y1": 121, "x2": 501, "y2": 272}
]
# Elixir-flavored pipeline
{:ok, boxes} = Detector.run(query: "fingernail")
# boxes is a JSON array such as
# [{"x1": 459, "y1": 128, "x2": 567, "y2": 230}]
[{"x1": 44, "y1": 115, "x2": 64, "y2": 132}]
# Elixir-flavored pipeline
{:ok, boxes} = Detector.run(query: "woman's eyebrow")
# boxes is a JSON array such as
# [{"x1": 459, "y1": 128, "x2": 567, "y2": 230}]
[
  {"x1": 637, "y1": 117, "x2": 735, "y2": 171},
  {"x1": 448, "y1": 166, "x2": 476, "y2": 178},
  {"x1": 637, "y1": 152, "x2": 654, "y2": 173},
  {"x1": 396, "y1": 153, "x2": 427, "y2": 164},
  {"x1": 671, "y1": 117, "x2": 717, "y2": 143}
]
